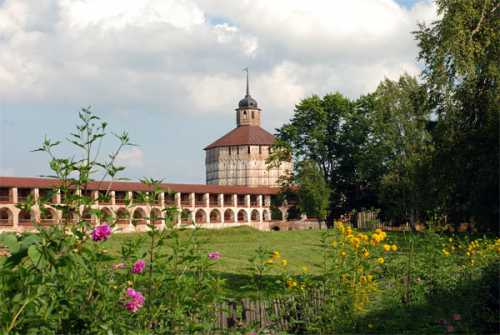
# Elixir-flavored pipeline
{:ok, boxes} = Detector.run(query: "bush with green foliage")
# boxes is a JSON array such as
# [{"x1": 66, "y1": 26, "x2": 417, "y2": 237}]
[{"x1": 0, "y1": 109, "x2": 221, "y2": 334}]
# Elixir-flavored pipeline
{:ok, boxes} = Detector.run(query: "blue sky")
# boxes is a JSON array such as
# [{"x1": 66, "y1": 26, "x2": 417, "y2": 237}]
[{"x1": 0, "y1": 0, "x2": 436, "y2": 184}]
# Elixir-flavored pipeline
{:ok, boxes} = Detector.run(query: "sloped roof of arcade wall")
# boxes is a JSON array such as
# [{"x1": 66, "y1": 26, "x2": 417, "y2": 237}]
[{"x1": 0, "y1": 176, "x2": 280, "y2": 195}]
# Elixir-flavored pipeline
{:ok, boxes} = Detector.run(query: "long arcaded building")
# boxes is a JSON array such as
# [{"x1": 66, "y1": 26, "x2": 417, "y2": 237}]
[
  {"x1": 0, "y1": 72, "x2": 314, "y2": 233},
  {"x1": 0, "y1": 176, "x2": 288, "y2": 232}
]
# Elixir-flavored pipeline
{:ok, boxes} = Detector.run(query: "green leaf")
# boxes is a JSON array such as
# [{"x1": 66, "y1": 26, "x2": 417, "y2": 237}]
[
  {"x1": 28, "y1": 245, "x2": 43, "y2": 267},
  {"x1": 0, "y1": 234, "x2": 20, "y2": 253}
]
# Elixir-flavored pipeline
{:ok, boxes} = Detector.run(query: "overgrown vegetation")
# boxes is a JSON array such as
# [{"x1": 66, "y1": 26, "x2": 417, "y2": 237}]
[{"x1": 269, "y1": 0, "x2": 499, "y2": 230}]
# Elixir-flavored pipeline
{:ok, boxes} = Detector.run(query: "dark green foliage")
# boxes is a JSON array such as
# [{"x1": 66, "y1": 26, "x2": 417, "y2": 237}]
[
  {"x1": 271, "y1": 0, "x2": 498, "y2": 230},
  {"x1": 414, "y1": 0, "x2": 499, "y2": 229},
  {"x1": 269, "y1": 93, "x2": 375, "y2": 224},
  {"x1": 294, "y1": 161, "x2": 329, "y2": 221}
]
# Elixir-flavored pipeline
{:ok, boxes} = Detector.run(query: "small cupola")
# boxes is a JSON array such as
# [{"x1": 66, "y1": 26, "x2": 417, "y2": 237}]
[{"x1": 236, "y1": 68, "x2": 261, "y2": 127}]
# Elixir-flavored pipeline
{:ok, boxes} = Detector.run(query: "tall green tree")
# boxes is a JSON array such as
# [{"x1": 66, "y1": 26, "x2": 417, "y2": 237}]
[
  {"x1": 415, "y1": 0, "x2": 499, "y2": 228},
  {"x1": 269, "y1": 93, "x2": 374, "y2": 225},
  {"x1": 369, "y1": 75, "x2": 433, "y2": 226},
  {"x1": 293, "y1": 160, "x2": 330, "y2": 222}
]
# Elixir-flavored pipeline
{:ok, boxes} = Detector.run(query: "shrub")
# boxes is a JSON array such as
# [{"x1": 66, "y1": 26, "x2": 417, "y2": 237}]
[{"x1": 0, "y1": 109, "x2": 221, "y2": 334}]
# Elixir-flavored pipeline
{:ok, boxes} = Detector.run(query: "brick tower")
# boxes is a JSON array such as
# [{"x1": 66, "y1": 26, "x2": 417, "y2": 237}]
[{"x1": 204, "y1": 69, "x2": 292, "y2": 186}]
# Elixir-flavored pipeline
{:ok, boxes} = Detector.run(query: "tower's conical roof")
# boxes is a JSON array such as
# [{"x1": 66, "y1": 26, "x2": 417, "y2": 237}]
[{"x1": 204, "y1": 125, "x2": 274, "y2": 150}]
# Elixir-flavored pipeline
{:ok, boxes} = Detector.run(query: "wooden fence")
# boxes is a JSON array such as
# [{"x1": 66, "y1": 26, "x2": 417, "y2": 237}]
[
  {"x1": 354, "y1": 211, "x2": 413, "y2": 232},
  {"x1": 213, "y1": 288, "x2": 331, "y2": 332}
]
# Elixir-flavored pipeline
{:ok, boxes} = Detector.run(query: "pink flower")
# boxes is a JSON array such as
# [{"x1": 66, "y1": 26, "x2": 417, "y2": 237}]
[
  {"x1": 438, "y1": 319, "x2": 448, "y2": 325},
  {"x1": 91, "y1": 224, "x2": 112, "y2": 241},
  {"x1": 446, "y1": 325, "x2": 455, "y2": 333},
  {"x1": 452, "y1": 313, "x2": 461, "y2": 321},
  {"x1": 208, "y1": 251, "x2": 221, "y2": 260},
  {"x1": 112, "y1": 262, "x2": 126, "y2": 270},
  {"x1": 131, "y1": 259, "x2": 145, "y2": 274},
  {"x1": 124, "y1": 288, "x2": 144, "y2": 313}
]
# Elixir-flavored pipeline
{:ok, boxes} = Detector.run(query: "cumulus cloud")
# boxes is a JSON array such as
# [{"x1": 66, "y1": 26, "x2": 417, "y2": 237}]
[
  {"x1": 116, "y1": 147, "x2": 145, "y2": 168},
  {"x1": 0, "y1": 0, "x2": 437, "y2": 124}
]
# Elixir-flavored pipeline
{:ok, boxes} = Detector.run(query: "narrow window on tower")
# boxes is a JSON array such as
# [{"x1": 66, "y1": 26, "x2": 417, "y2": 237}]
[
  {"x1": 251, "y1": 111, "x2": 254, "y2": 119},
  {"x1": 237, "y1": 146, "x2": 239, "y2": 155},
  {"x1": 248, "y1": 146, "x2": 250, "y2": 154},
  {"x1": 259, "y1": 146, "x2": 262, "y2": 154},
  {"x1": 229, "y1": 147, "x2": 231, "y2": 155}
]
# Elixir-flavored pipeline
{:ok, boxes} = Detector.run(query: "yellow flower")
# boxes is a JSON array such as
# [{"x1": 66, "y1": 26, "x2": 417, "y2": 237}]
[
  {"x1": 360, "y1": 275, "x2": 367, "y2": 284},
  {"x1": 383, "y1": 244, "x2": 391, "y2": 252},
  {"x1": 359, "y1": 233, "x2": 369, "y2": 241},
  {"x1": 346, "y1": 227, "x2": 353, "y2": 236},
  {"x1": 367, "y1": 274, "x2": 374, "y2": 282},
  {"x1": 363, "y1": 249, "x2": 370, "y2": 258},
  {"x1": 272, "y1": 251, "x2": 281, "y2": 259},
  {"x1": 377, "y1": 257, "x2": 384, "y2": 265},
  {"x1": 351, "y1": 237, "x2": 361, "y2": 249},
  {"x1": 281, "y1": 259, "x2": 288, "y2": 267},
  {"x1": 391, "y1": 244, "x2": 398, "y2": 252},
  {"x1": 287, "y1": 279, "x2": 298, "y2": 288},
  {"x1": 265, "y1": 259, "x2": 273, "y2": 265},
  {"x1": 335, "y1": 221, "x2": 345, "y2": 233},
  {"x1": 302, "y1": 266, "x2": 309, "y2": 273},
  {"x1": 341, "y1": 251, "x2": 347, "y2": 257},
  {"x1": 331, "y1": 241, "x2": 338, "y2": 248},
  {"x1": 442, "y1": 249, "x2": 450, "y2": 257}
]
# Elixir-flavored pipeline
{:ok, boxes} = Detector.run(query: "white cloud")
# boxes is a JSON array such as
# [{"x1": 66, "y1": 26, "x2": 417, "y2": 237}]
[
  {"x1": 116, "y1": 147, "x2": 144, "y2": 168},
  {"x1": 0, "y1": 0, "x2": 437, "y2": 122}
]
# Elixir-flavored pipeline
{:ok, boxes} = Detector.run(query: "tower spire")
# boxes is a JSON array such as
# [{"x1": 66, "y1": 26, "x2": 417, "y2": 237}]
[{"x1": 243, "y1": 67, "x2": 249, "y2": 96}]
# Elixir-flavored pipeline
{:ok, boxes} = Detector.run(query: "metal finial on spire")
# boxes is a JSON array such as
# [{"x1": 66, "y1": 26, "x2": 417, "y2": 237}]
[
  {"x1": 238, "y1": 67, "x2": 258, "y2": 109},
  {"x1": 243, "y1": 67, "x2": 249, "y2": 96}
]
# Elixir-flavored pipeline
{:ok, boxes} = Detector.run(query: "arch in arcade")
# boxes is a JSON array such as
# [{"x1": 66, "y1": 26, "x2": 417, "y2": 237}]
[
  {"x1": 132, "y1": 207, "x2": 147, "y2": 225},
  {"x1": 150, "y1": 207, "x2": 163, "y2": 225},
  {"x1": 194, "y1": 209, "x2": 207, "y2": 224},
  {"x1": 180, "y1": 209, "x2": 192, "y2": 225},
  {"x1": 99, "y1": 207, "x2": 114, "y2": 224},
  {"x1": 209, "y1": 209, "x2": 222, "y2": 224},
  {"x1": 81, "y1": 208, "x2": 94, "y2": 224},
  {"x1": 262, "y1": 209, "x2": 271, "y2": 222},
  {"x1": 18, "y1": 209, "x2": 34, "y2": 226},
  {"x1": 224, "y1": 209, "x2": 235, "y2": 223},
  {"x1": 237, "y1": 209, "x2": 248, "y2": 223},
  {"x1": 250, "y1": 209, "x2": 260, "y2": 222},
  {"x1": 0, "y1": 207, "x2": 13, "y2": 226},
  {"x1": 116, "y1": 208, "x2": 130, "y2": 226},
  {"x1": 40, "y1": 206, "x2": 57, "y2": 225}
]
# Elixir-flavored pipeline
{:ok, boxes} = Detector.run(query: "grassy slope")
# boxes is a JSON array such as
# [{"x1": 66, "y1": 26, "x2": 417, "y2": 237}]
[{"x1": 102, "y1": 226, "x2": 327, "y2": 274}]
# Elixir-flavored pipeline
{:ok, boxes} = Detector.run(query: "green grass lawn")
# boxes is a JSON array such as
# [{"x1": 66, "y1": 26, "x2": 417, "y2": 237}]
[
  {"x1": 103, "y1": 226, "x2": 326, "y2": 274},
  {"x1": 101, "y1": 226, "x2": 430, "y2": 276}
]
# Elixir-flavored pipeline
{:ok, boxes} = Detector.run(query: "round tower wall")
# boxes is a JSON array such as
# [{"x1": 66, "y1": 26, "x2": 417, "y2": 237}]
[{"x1": 205, "y1": 145, "x2": 292, "y2": 187}]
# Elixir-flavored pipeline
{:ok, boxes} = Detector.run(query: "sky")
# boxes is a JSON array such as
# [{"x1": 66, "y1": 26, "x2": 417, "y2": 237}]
[{"x1": 0, "y1": 0, "x2": 437, "y2": 184}]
